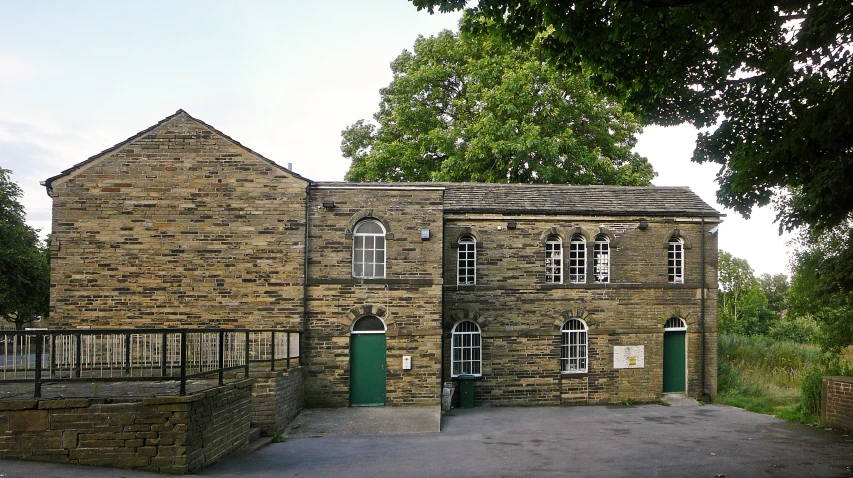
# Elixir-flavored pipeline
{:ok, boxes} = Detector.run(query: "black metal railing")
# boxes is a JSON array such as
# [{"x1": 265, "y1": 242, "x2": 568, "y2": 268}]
[{"x1": 0, "y1": 328, "x2": 300, "y2": 398}]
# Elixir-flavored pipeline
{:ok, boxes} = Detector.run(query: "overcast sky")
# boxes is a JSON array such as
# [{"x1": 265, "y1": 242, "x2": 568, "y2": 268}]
[{"x1": 0, "y1": 0, "x2": 795, "y2": 277}]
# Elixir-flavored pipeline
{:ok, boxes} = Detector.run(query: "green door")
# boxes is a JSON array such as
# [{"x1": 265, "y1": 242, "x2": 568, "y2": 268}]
[
  {"x1": 663, "y1": 331, "x2": 686, "y2": 393},
  {"x1": 350, "y1": 333, "x2": 386, "y2": 406}
]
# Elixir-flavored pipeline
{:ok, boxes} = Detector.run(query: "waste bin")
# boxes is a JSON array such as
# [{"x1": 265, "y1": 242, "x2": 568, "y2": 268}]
[{"x1": 457, "y1": 374, "x2": 476, "y2": 409}]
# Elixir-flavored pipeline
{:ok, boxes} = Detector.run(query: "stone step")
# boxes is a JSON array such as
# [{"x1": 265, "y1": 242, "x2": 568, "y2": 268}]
[{"x1": 239, "y1": 427, "x2": 274, "y2": 455}]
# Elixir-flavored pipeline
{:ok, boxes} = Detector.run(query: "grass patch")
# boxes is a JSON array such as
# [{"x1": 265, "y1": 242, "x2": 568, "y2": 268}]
[{"x1": 717, "y1": 334, "x2": 822, "y2": 423}]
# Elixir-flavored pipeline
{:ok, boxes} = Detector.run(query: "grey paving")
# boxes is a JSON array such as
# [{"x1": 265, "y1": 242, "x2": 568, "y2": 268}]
[
  {"x1": 2, "y1": 404, "x2": 852, "y2": 477},
  {"x1": 285, "y1": 406, "x2": 441, "y2": 437}
]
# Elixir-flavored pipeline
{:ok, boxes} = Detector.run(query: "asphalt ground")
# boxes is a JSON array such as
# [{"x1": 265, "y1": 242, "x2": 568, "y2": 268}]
[{"x1": 1, "y1": 404, "x2": 852, "y2": 477}]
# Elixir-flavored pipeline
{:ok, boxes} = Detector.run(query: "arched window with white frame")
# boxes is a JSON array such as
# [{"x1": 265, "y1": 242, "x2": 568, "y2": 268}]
[
  {"x1": 561, "y1": 318, "x2": 588, "y2": 373},
  {"x1": 353, "y1": 219, "x2": 386, "y2": 278},
  {"x1": 668, "y1": 236, "x2": 684, "y2": 283},
  {"x1": 457, "y1": 236, "x2": 476, "y2": 285},
  {"x1": 568, "y1": 235, "x2": 586, "y2": 283},
  {"x1": 451, "y1": 320, "x2": 481, "y2": 376},
  {"x1": 593, "y1": 234, "x2": 610, "y2": 283},
  {"x1": 545, "y1": 235, "x2": 563, "y2": 284}
]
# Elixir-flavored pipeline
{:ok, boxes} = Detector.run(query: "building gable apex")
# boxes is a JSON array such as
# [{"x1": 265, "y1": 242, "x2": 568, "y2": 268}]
[{"x1": 43, "y1": 109, "x2": 311, "y2": 193}]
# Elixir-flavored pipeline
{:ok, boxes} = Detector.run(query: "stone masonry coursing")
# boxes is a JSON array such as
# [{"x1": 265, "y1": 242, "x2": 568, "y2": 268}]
[
  {"x1": 0, "y1": 380, "x2": 253, "y2": 474},
  {"x1": 45, "y1": 110, "x2": 721, "y2": 410}
]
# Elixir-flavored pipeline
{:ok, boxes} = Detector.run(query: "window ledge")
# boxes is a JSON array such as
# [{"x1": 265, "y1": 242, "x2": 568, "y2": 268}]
[{"x1": 561, "y1": 371, "x2": 588, "y2": 376}]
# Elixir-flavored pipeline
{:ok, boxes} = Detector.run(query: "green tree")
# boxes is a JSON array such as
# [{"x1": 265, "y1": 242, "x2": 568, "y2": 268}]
[
  {"x1": 0, "y1": 168, "x2": 49, "y2": 330},
  {"x1": 788, "y1": 223, "x2": 853, "y2": 351},
  {"x1": 718, "y1": 251, "x2": 774, "y2": 336},
  {"x1": 412, "y1": 2, "x2": 852, "y2": 234},
  {"x1": 342, "y1": 29, "x2": 655, "y2": 185},
  {"x1": 758, "y1": 273, "x2": 790, "y2": 317}
]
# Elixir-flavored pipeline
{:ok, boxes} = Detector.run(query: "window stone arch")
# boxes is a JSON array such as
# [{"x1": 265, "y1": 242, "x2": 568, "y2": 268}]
[
  {"x1": 450, "y1": 227, "x2": 482, "y2": 247},
  {"x1": 341, "y1": 304, "x2": 394, "y2": 331},
  {"x1": 661, "y1": 228, "x2": 692, "y2": 249},
  {"x1": 345, "y1": 210, "x2": 394, "y2": 240}
]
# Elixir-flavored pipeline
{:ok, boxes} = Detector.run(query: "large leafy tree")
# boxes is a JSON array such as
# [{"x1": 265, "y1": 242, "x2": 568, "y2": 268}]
[
  {"x1": 412, "y1": 1, "x2": 852, "y2": 233},
  {"x1": 717, "y1": 251, "x2": 774, "y2": 336},
  {"x1": 342, "y1": 29, "x2": 655, "y2": 185},
  {"x1": 0, "y1": 168, "x2": 49, "y2": 330}
]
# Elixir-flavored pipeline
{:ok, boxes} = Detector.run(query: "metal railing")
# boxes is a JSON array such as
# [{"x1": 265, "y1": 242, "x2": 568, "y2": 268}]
[{"x1": 0, "y1": 328, "x2": 300, "y2": 398}]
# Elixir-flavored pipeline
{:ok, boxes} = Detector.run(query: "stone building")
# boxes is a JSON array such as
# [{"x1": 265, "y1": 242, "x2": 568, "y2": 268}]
[{"x1": 44, "y1": 110, "x2": 721, "y2": 409}]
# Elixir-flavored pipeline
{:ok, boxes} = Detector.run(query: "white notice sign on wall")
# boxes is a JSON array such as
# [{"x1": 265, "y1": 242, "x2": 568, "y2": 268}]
[{"x1": 613, "y1": 345, "x2": 645, "y2": 369}]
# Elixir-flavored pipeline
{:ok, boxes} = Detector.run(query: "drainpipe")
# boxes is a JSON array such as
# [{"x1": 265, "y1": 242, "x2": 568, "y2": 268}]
[
  {"x1": 302, "y1": 183, "x2": 312, "y2": 365},
  {"x1": 700, "y1": 216, "x2": 709, "y2": 402},
  {"x1": 440, "y1": 211, "x2": 446, "y2": 394}
]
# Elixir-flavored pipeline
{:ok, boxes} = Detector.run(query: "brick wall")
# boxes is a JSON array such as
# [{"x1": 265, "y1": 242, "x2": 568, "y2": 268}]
[
  {"x1": 0, "y1": 379, "x2": 253, "y2": 474},
  {"x1": 251, "y1": 367, "x2": 305, "y2": 435},
  {"x1": 48, "y1": 111, "x2": 307, "y2": 329},
  {"x1": 822, "y1": 376, "x2": 853, "y2": 430}
]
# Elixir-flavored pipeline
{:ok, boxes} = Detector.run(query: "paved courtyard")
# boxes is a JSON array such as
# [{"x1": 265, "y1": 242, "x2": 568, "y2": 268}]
[{"x1": 1, "y1": 404, "x2": 852, "y2": 477}]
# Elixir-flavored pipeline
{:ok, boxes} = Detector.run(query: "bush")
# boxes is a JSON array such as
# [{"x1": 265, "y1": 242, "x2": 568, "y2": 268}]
[
  {"x1": 800, "y1": 357, "x2": 853, "y2": 415},
  {"x1": 768, "y1": 315, "x2": 821, "y2": 344}
]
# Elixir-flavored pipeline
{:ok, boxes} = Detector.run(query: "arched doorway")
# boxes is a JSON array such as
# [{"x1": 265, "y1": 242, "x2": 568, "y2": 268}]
[
  {"x1": 350, "y1": 316, "x2": 386, "y2": 406},
  {"x1": 663, "y1": 317, "x2": 687, "y2": 393}
]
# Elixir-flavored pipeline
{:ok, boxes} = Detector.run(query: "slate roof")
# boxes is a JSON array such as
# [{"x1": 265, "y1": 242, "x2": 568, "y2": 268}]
[{"x1": 312, "y1": 182, "x2": 722, "y2": 217}]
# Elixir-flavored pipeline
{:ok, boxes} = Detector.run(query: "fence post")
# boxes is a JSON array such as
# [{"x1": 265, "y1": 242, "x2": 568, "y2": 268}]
[
  {"x1": 161, "y1": 333, "x2": 168, "y2": 377},
  {"x1": 124, "y1": 332, "x2": 131, "y2": 375},
  {"x1": 286, "y1": 332, "x2": 291, "y2": 370},
  {"x1": 50, "y1": 334, "x2": 56, "y2": 377},
  {"x1": 218, "y1": 330, "x2": 225, "y2": 385},
  {"x1": 244, "y1": 331, "x2": 250, "y2": 378},
  {"x1": 75, "y1": 333, "x2": 82, "y2": 378},
  {"x1": 180, "y1": 330, "x2": 187, "y2": 396},
  {"x1": 34, "y1": 333, "x2": 43, "y2": 399},
  {"x1": 271, "y1": 330, "x2": 276, "y2": 372}
]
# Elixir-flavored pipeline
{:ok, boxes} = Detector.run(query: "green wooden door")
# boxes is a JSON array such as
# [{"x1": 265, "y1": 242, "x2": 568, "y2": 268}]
[
  {"x1": 663, "y1": 331, "x2": 686, "y2": 393},
  {"x1": 350, "y1": 333, "x2": 386, "y2": 406}
]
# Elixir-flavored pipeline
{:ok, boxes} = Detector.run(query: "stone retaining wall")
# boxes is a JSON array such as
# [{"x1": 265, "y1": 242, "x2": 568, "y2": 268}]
[
  {"x1": 822, "y1": 376, "x2": 853, "y2": 430},
  {"x1": 251, "y1": 367, "x2": 305, "y2": 435},
  {"x1": 0, "y1": 379, "x2": 254, "y2": 474}
]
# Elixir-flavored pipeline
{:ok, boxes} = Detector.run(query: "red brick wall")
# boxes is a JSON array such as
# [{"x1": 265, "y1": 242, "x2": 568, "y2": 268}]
[{"x1": 822, "y1": 376, "x2": 853, "y2": 430}]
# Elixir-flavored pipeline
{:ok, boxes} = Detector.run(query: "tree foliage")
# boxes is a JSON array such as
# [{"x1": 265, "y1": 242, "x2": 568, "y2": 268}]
[
  {"x1": 342, "y1": 29, "x2": 655, "y2": 185},
  {"x1": 412, "y1": 1, "x2": 853, "y2": 235},
  {"x1": 788, "y1": 223, "x2": 853, "y2": 351},
  {"x1": 718, "y1": 251, "x2": 776, "y2": 337},
  {"x1": 0, "y1": 168, "x2": 49, "y2": 330}
]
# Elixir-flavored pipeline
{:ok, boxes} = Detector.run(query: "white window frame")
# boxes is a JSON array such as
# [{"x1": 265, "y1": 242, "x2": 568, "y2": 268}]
[
  {"x1": 545, "y1": 236, "x2": 563, "y2": 284},
  {"x1": 351, "y1": 315, "x2": 387, "y2": 334},
  {"x1": 568, "y1": 235, "x2": 586, "y2": 284},
  {"x1": 668, "y1": 237, "x2": 684, "y2": 284},
  {"x1": 457, "y1": 236, "x2": 477, "y2": 285},
  {"x1": 593, "y1": 235, "x2": 610, "y2": 284},
  {"x1": 561, "y1": 318, "x2": 588, "y2": 373},
  {"x1": 665, "y1": 316, "x2": 687, "y2": 331},
  {"x1": 451, "y1": 320, "x2": 482, "y2": 377},
  {"x1": 353, "y1": 219, "x2": 386, "y2": 278}
]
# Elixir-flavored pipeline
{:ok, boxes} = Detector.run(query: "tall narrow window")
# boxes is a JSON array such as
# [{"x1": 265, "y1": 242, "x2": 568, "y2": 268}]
[
  {"x1": 545, "y1": 236, "x2": 563, "y2": 283},
  {"x1": 593, "y1": 235, "x2": 610, "y2": 283},
  {"x1": 668, "y1": 237, "x2": 684, "y2": 283},
  {"x1": 568, "y1": 235, "x2": 586, "y2": 283},
  {"x1": 353, "y1": 219, "x2": 386, "y2": 278},
  {"x1": 561, "y1": 319, "x2": 588, "y2": 373},
  {"x1": 457, "y1": 236, "x2": 476, "y2": 285},
  {"x1": 451, "y1": 320, "x2": 481, "y2": 376}
]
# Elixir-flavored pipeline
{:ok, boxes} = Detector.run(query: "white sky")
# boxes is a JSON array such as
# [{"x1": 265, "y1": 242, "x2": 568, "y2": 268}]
[{"x1": 0, "y1": 0, "x2": 795, "y2": 277}]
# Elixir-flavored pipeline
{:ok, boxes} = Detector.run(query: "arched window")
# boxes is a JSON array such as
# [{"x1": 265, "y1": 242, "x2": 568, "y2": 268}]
[
  {"x1": 451, "y1": 320, "x2": 481, "y2": 376},
  {"x1": 593, "y1": 235, "x2": 610, "y2": 284},
  {"x1": 458, "y1": 236, "x2": 476, "y2": 285},
  {"x1": 568, "y1": 235, "x2": 586, "y2": 284},
  {"x1": 351, "y1": 315, "x2": 386, "y2": 333},
  {"x1": 561, "y1": 319, "x2": 588, "y2": 373},
  {"x1": 353, "y1": 219, "x2": 386, "y2": 278},
  {"x1": 668, "y1": 236, "x2": 684, "y2": 283},
  {"x1": 545, "y1": 235, "x2": 563, "y2": 284},
  {"x1": 665, "y1": 317, "x2": 687, "y2": 330}
]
